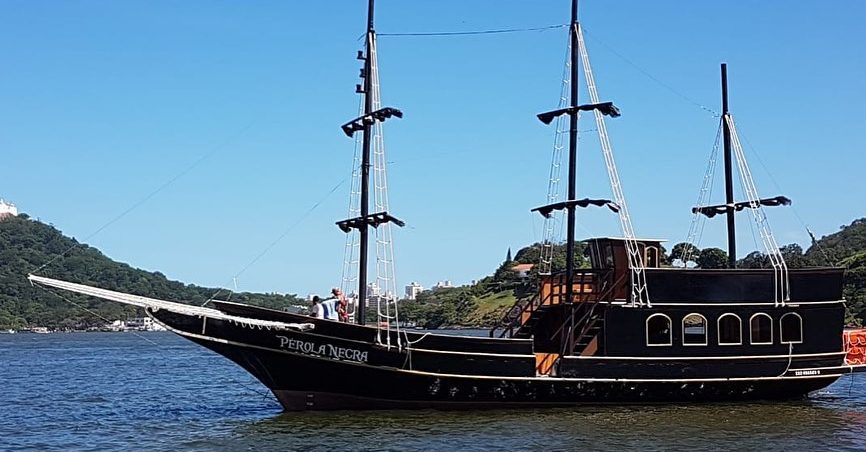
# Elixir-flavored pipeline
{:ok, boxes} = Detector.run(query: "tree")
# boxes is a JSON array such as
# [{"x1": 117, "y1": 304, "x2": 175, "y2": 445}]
[
  {"x1": 696, "y1": 248, "x2": 728, "y2": 269},
  {"x1": 738, "y1": 251, "x2": 770, "y2": 269},
  {"x1": 493, "y1": 261, "x2": 519, "y2": 284},
  {"x1": 779, "y1": 243, "x2": 810, "y2": 269},
  {"x1": 670, "y1": 242, "x2": 701, "y2": 267},
  {"x1": 842, "y1": 251, "x2": 866, "y2": 326},
  {"x1": 806, "y1": 218, "x2": 866, "y2": 265},
  {"x1": 0, "y1": 216, "x2": 306, "y2": 329},
  {"x1": 513, "y1": 241, "x2": 589, "y2": 272},
  {"x1": 658, "y1": 244, "x2": 671, "y2": 267}
]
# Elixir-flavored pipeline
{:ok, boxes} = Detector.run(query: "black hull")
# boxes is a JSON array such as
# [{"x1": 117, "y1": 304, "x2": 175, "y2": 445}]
[
  {"x1": 192, "y1": 337, "x2": 838, "y2": 411},
  {"x1": 149, "y1": 308, "x2": 845, "y2": 411}
]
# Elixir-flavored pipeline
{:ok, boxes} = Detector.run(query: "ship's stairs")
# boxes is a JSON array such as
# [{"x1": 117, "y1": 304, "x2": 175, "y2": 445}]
[{"x1": 490, "y1": 270, "x2": 620, "y2": 374}]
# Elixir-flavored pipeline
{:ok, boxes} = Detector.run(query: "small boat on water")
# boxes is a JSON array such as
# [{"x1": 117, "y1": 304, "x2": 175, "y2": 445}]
[
  {"x1": 29, "y1": 0, "x2": 866, "y2": 410},
  {"x1": 17, "y1": 327, "x2": 50, "y2": 334}
]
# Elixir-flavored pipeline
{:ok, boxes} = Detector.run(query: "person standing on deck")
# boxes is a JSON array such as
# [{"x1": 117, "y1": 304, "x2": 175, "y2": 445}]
[
  {"x1": 310, "y1": 296, "x2": 324, "y2": 319},
  {"x1": 331, "y1": 287, "x2": 349, "y2": 322}
]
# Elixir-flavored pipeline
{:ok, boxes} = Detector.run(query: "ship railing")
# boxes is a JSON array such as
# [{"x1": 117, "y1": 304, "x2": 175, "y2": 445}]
[
  {"x1": 561, "y1": 271, "x2": 627, "y2": 355},
  {"x1": 489, "y1": 269, "x2": 613, "y2": 338},
  {"x1": 545, "y1": 272, "x2": 613, "y2": 345}
]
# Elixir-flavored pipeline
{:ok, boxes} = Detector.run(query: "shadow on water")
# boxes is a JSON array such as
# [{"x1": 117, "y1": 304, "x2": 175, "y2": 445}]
[{"x1": 219, "y1": 392, "x2": 866, "y2": 451}]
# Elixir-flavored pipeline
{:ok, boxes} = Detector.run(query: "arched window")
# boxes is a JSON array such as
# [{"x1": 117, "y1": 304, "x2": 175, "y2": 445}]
[
  {"x1": 781, "y1": 313, "x2": 803, "y2": 344},
  {"x1": 750, "y1": 313, "x2": 773, "y2": 345},
  {"x1": 718, "y1": 314, "x2": 742, "y2": 345},
  {"x1": 682, "y1": 314, "x2": 707, "y2": 345},
  {"x1": 646, "y1": 247, "x2": 659, "y2": 268},
  {"x1": 646, "y1": 314, "x2": 672, "y2": 346}
]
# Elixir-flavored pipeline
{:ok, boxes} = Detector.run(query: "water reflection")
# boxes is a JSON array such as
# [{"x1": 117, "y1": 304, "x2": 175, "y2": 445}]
[
  {"x1": 228, "y1": 389, "x2": 865, "y2": 451},
  {"x1": 4, "y1": 332, "x2": 866, "y2": 451}
]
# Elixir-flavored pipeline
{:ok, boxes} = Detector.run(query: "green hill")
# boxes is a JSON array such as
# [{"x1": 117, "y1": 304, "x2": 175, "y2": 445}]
[
  {"x1": 3, "y1": 213, "x2": 866, "y2": 330},
  {"x1": 806, "y1": 218, "x2": 866, "y2": 324},
  {"x1": 398, "y1": 242, "x2": 586, "y2": 329},
  {"x1": 403, "y1": 218, "x2": 866, "y2": 328},
  {"x1": 0, "y1": 215, "x2": 304, "y2": 329}
]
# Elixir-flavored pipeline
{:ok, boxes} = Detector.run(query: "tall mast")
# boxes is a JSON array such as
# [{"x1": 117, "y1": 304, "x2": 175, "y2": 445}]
[
  {"x1": 535, "y1": 0, "x2": 623, "y2": 302},
  {"x1": 337, "y1": 0, "x2": 403, "y2": 326},
  {"x1": 692, "y1": 63, "x2": 791, "y2": 274},
  {"x1": 564, "y1": 0, "x2": 579, "y2": 305},
  {"x1": 721, "y1": 63, "x2": 736, "y2": 268},
  {"x1": 357, "y1": 0, "x2": 375, "y2": 324}
]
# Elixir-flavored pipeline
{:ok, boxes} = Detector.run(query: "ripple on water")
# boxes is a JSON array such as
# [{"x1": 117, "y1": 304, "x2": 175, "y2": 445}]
[{"x1": 2, "y1": 332, "x2": 866, "y2": 451}]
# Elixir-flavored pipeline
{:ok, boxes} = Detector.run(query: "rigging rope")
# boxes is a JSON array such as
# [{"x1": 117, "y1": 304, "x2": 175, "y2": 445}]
[
  {"x1": 726, "y1": 115, "x2": 789, "y2": 304},
  {"x1": 539, "y1": 32, "x2": 573, "y2": 275},
  {"x1": 340, "y1": 89, "x2": 366, "y2": 310},
  {"x1": 39, "y1": 286, "x2": 159, "y2": 346},
  {"x1": 32, "y1": 279, "x2": 281, "y2": 403},
  {"x1": 32, "y1": 121, "x2": 256, "y2": 276},
  {"x1": 206, "y1": 177, "x2": 347, "y2": 304},
  {"x1": 368, "y1": 33, "x2": 402, "y2": 349},
  {"x1": 580, "y1": 27, "x2": 719, "y2": 118},
  {"x1": 378, "y1": 24, "x2": 567, "y2": 37},
  {"x1": 29, "y1": 275, "x2": 315, "y2": 330},
  {"x1": 379, "y1": 23, "x2": 720, "y2": 121},
  {"x1": 577, "y1": 24, "x2": 650, "y2": 306},
  {"x1": 682, "y1": 121, "x2": 723, "y2": 265},
  {"x1": 735, "y1": 124, "x2": 834, "y2": 265}
]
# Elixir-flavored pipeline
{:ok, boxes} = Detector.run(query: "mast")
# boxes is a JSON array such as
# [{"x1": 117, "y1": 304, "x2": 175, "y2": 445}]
[
  {"x1": 337, "y1": 0, "x2": 404, "y2": 326},
  {"x1": 535, "y1": 0, "x2": 623, "y2": 305},
  {"x1": 357, "y1": 0, "x2": 375, "y2": 324},
  {"x1": 692, "y1": 64, "x2": 791, "y2": 278},
  {"x1": 564, "y1": 0, "x2": 579, "y2": 305},
  {"x1": 721, "y1": 63, "x2": 736, "y2": 268}
]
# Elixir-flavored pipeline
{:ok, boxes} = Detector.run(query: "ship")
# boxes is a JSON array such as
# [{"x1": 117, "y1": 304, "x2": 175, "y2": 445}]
[{"x1": 29, "y1": 0, "x2": 866, "y2": 410}]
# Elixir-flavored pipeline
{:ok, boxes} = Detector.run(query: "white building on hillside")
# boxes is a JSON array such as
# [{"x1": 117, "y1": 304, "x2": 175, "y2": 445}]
[
  {"x1": 433, "y1": 280, "x2": 453, "y2": 290},
  {"x1": 0, "y1": 199, "x2": 18, "y2": 219},
  {"x1": 404, "y1": 282, "x2": 424, "y2": 300}
]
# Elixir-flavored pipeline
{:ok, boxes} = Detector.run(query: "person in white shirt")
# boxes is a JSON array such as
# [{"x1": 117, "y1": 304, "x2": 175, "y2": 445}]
[{"x1": 310, "y1": 296, "x2": 324, "y2": 319}]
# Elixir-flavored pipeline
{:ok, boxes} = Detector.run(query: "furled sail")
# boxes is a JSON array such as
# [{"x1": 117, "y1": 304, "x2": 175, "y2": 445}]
[
  {"x1": 27, "y1": 275, "x2": 314, "y2": 331},
  {"x1": 692, "y1": 196, "x2": 792, "y2": 218}
]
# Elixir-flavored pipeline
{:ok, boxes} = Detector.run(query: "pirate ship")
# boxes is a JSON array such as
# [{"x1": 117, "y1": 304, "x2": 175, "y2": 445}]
[{"x1": 29, "y1": 0, "x2": 866, "y2": 410}]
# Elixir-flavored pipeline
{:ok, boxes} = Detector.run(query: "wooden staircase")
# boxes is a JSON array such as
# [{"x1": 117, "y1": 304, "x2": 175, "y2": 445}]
[{"x1": 490, "y1": 270, "x2": 618, "y2": 374}]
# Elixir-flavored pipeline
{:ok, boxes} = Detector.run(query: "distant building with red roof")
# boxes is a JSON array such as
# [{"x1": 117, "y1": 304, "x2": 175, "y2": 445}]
[{"x1": 511, "y1": 263, "x2": 534, "y2": 278}]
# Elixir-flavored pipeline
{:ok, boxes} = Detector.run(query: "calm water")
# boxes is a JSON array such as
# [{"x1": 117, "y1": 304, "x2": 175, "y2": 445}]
[{"x1": 2, "y1": 332, "x2": 866, "y2": 451}]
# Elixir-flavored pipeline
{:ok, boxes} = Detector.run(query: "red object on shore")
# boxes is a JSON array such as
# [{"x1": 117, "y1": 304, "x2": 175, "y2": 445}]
[{"x1": 844, "y1": 328, "x2": 866, "y2": 365}]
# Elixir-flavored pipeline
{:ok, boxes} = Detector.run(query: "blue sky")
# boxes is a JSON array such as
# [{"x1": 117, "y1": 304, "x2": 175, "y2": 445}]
[{"x1": 2, "y1": 1, "x2": 864, "y2": 297}]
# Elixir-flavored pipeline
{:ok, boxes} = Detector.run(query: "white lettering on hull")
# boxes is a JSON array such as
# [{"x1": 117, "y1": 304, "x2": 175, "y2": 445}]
[{"x1": 276, "y1": 335, "x2": 369, "y2": 363}]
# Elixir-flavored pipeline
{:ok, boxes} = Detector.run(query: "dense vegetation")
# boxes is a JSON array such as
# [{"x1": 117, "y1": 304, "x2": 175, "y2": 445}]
[
  {"x1": 0, "y1": 215, "x2": 305, "y2": 329},
  {"x1": 403, "y1": 218, "x2": 866, "y2": 328},
  {"x1": 3, "y1": 214, "x2": 866, "y2": 330},
  {"x1": 399, "y1": 242, "x2": 585, "y2": 329}
]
